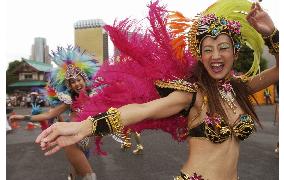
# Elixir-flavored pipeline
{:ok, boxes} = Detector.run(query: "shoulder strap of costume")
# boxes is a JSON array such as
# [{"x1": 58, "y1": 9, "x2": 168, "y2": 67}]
[{"x1": 155, "y1": 79, "x2": 198, "y2": 97}]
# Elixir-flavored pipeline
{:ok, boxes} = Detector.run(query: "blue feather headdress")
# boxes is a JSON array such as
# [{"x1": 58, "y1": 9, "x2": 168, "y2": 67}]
[{"x1": 47, "y1": 46, "x2": 100, "y2": 105}]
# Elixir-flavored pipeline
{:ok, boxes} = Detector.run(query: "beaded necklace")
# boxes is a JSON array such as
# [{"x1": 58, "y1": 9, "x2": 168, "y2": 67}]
[{"x1": 218, "y1": 79, "x2": 237, "y2": 114}]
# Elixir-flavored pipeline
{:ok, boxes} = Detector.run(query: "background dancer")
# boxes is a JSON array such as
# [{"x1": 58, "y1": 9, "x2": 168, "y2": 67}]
[{"x1": 10, "y1": 46, "x2": 99, "y2": 180}]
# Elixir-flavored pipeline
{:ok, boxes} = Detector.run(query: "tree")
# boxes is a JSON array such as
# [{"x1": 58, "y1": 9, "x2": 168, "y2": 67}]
[
  {"x1": 234, "y1": 44, "x2": 268, "y2": 74},
  {"x1": 6, "y1": 60, "x2": 21, "y2": 93}
]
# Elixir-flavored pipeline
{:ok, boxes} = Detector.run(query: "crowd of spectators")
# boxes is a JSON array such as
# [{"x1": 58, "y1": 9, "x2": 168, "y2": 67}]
[{"x1": 6, "y1": 92, "x2": 47, "y2": 108}]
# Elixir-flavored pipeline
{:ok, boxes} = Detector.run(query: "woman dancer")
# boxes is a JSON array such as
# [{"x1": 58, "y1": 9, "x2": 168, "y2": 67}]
[
  {"x1": 10, "y1": 46, "x2": 99, "y2": 180},
  {"x1": 36, "y1": 1, "x2": 278, "y2": 179}
]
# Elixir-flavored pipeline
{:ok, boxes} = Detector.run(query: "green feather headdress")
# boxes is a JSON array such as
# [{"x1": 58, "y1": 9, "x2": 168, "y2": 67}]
[{"x1": 168, "y1": 0, "x2": 264, "y2": 77}]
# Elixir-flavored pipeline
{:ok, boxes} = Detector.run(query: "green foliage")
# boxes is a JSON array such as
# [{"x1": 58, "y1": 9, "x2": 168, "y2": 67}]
[
  {"x1": 6, "y1": 60, "x2": 21, "y2": 93},
  {"x1": 259, "y1": 56, "x2": 268, "y2": 72},
  {"x1": 234, "y1": 44, "x2": 268, "y2": 74}
]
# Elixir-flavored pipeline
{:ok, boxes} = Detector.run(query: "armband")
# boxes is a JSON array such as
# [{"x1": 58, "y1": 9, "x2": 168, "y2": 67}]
[
  {"x1": 87, "y1": 107, "x2": 124, "y2": 137},
  {"x1": 23, "y1": 115, "x2": 32, "y2": 122},
  {"x1": 263, "y1": 28, "x2": 279, "y2": 55}
]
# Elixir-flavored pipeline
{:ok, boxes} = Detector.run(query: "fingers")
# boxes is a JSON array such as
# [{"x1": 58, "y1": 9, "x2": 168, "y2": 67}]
[
  {"x1": 246, "y1": 3, "x2": 260, "y2": 25},
  {"x1": 36, "y1": 123, "x2": 64, "y2": 144},
  {"x1": 39, "y1": 137, "x2": 64, "y2": 155},
  {"x1": 41, "y1": 140, "x2": 58, "y2": 150},
  {"x1": 246, "y1": 15, "x2": 257, "y2": 27},
  {"x1": 44, "y1": 145, "x2": 62, "y2": 156},
  {"x1": 250, "y1": 2, "x2": 263, "y2": 14},
  {"x1": 35, "y1": 126, "x2": 53, "y2": 143},
  {"x1": 246, "y1": 11, "x2": 254, "y2": 25},
  {"x1": 248, "y1": 4, "x2": 258, "y2": 16},
  {"x1": 43, "y1": 136, "x2": 80, "y2": 155},
  {"x1": 251, "y1": 2, "x2": 256, "y2": 10},
  {"x1": 255, "y1": 2, "x2": 262, "y2": 11},
  {"x1": 9, "y1": 115, "x2": 17, "y2": 121},
  {"x1": 40, "y1": 140, "x2": 48, "y2": 150},
  {"x1": 41, "y1": 129, "x2": 59, "y2": 144},
  {"x1": 35, "y1": 122, "x2": 83, "y2": 156}
]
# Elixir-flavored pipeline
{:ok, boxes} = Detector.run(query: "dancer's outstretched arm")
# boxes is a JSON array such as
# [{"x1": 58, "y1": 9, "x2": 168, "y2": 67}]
[
  {"x1": 9, "y1": 103, "x2": 69, "y2": 122},
  {"x1": 36, "y1": 90, "x2": 194, "y2": 155}
]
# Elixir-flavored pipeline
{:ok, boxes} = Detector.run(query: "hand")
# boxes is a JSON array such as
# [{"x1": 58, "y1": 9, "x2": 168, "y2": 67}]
[
  {"x1": 246, "y1": 2, "x2": 275, "y2": 36},
  {"x1": 35, "y1": 121, "x2": 89, "y2": 155},
  {"x1": 9, "y1": 114, "x2": 24, "y2": 122}
]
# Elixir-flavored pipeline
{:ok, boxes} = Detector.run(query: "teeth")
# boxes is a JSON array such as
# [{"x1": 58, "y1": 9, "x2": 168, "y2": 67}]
[{"x1": 211, "y1": 63, "x2": 223, "y2": 67}]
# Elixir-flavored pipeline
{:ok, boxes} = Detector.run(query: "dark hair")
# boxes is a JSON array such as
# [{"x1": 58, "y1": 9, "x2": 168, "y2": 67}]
[
  {"x1": 194, "y1": 61, "x2": 261, "y2": 127},
  {"x1": 70, "y1": 87, "x2": 92, "y2": 101}
]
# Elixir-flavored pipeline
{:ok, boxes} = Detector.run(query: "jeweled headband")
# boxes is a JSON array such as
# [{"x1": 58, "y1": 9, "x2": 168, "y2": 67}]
[
  {"x1": 188, "y1": 13, "x2": 243, "y2": 58},
  {"x1": 65, "y1": 64, "x2": 89, "y2": 81}
]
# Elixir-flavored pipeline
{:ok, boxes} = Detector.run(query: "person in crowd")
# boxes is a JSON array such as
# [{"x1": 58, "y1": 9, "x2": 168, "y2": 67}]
[
  {"x1": 264, "y1": 88, "x2": 273, "y2": 104},
  {"x1": 26, "y1": 94, "x2": 31, "y2": 107},
  {"x1": 6, "y1": 107, "x2": 13, "y2": 133}
]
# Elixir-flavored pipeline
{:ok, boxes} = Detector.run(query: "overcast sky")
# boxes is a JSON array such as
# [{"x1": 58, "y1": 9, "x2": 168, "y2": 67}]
[{"x1": 5, "y1": 0, "x2": 279, "y2": 67}]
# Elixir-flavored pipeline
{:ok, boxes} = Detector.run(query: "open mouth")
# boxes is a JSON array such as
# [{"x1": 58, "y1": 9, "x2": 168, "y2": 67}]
[
  {"x1": 210, "y1": 62, "x2": 224, "y2": 73},
  {"x1": 76, "y1": 87, "x2": 82, "y2": 92}
]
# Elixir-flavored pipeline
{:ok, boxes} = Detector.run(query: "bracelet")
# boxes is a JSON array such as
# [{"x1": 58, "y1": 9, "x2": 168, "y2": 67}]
[
  {"x1": 23, "y1": 115, "x2": 32, "y2": 122},
  {"x1": 88, "y1": 107, "x2": 124, "y2": 136},
  {"x1": 262, "y1": 28, "x2": 279, "y2": 55}
]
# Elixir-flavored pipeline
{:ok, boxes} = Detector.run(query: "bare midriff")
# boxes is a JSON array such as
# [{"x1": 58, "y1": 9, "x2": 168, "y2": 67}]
[{"x1": 181, "y1": 137, "x2": 240, "y2": 180}]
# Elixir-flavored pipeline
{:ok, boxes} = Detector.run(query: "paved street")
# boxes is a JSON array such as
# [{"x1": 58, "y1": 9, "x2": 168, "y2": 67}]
[{"x1": 7, "y1": 105, "x2": 279, "y2": 180}]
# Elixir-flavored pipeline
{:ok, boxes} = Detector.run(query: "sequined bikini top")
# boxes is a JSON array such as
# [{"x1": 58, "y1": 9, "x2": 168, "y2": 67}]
[
  {"x1": 154, "y1": 79, "x2": 255, "y2": 143},
  {"x1": 188, "y1": 113, "x2": 255, "y2": 143}
]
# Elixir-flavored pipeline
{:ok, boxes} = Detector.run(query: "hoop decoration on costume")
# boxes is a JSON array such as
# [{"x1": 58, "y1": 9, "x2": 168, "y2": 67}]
[
  {"x1": 46, "y1": 46, "x2": 100, "y2": 106},
  {"x1": 168, "y1": 0, "x2": 264, "y2": 77}
]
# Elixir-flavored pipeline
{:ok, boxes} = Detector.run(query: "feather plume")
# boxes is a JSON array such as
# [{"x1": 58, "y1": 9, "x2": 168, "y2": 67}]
[{"x1": 74, "y1": 1, "x2": 196, "y2": 142}]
